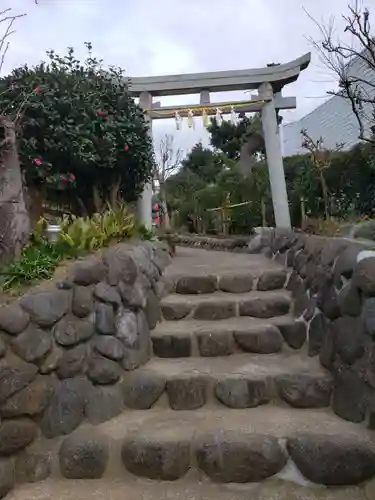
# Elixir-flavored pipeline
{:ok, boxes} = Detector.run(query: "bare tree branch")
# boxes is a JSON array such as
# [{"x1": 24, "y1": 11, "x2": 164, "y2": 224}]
[
  {"x1": 0, "y1": 8, "x2": 26, "y2": 74},
  {"x1": 305, "y1": 1, "x2": 375, "y2": 144}
]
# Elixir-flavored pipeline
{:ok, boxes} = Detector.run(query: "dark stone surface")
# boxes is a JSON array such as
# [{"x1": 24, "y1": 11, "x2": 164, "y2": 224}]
[
  {"x1": 196, "y1": 431, "x2": 286, "y2": 483},
  {"x1": 1, "y1": 375, "x2": 55, "y2": 417},
  {"x1": 72, "y1": 286, "x2": 93, "y2": 318},
  {"x1": 20, "y1": 290, "x2": 71, "y2": 327},
  {"x1": 11, "y1": 325, "x2": 52, "y2": 362},
  {"x1": 219, "y1": 274, "x2": 253, "y2": 293},
  {"x1": 69, "y1": 258, "x2": 106, "y2": 286},
  {"x1": 286, "y1": 271, "x2": 302, "y2": 296},
  {"x1": 332, "y1": 316, "x2": 364, "y2": 365},
  {"x1": 276, "y1": 373, "x2": 332, "y2": 408},
  {"x1": 93, "y1": 335, "x2": 124, "y2": 361},
  {"x1": 122, "y1": 370, "x2": 165, "y2": 409},
  {"x1": 363, "y1": 297, "x2": 375, "y2": 338},
  {"x1": 152, "y1": 334, "x2": 191, "y2": 358},
  {"x1": 317, "y1": 284, "x2": 340, "y2": 320},
  {"x1": 0, "y1": 458, "x2": 15, "y2": 499},
  {"x1": 234, "y1": 325, "x2": 283, "y2": 354},
  {"x1": 40, "y1": 377, "x2": 90, "y2": 438},
  {"x1": 352, "y1": 257, "x2": 375, "y2": 295},
  {"x1": 215, "y1": 376, "x2": 270, "y2": 408},
  {"x1": 118, "y1": 281, "x2": 147, "y2": 309},
  {"x1": 197, "y1": 331, "x2": 235, "y2": 356},
  {"x1": 338, "y1": 283, "x2": 362, "y2": 317},
  {"x1": 294, "y1": 289, "x2": 310, "y2": 318},
  {"x1": 15, "y1": 451, "x2": 51, "y2": 483},
  {"x1": 0, "y1": 419, "x2": 38, "y2": 455},
  {"x1": 308, "y1": 313, "x2": 329, "y2": 357},
  {"x1": 239, "y1": 296, "x2": 290, "y2": 319},
  {"x1": 39, "y1": 347, "x2": 62, "y2": 375},
  {"x1": 85, "y1": 385, "x2": 124, "y2": 424},
  {"x1": 0, "y1": 339, "x2": 5, "y2": 359},
  {"x1": 161, "y1": 302, "x2": 191, "y2": 321},
  {"x1": 287, "y1": 435, "x2": 375, "y2": 485},
  {"x1": 303, "y1": 295, "x2": 317, "y2": 322},
  {"x1": 0, "y1": 305, "x2": 29, "y2": 335},
  {"x1": 56, "y1": 344, "x2": 88, "y2": 379},
  {"x1": 257, "y1": 270, "x2": 287, "y2": 291},
  {"x1": 53, "y1": 316, "x2": 94, "y2": 347},
  {"x1": 94, "y1": 282, "x2": 121, "y2": 307},
  {"x1": 166, "y1": 374, "x2": 207, "y2": 410},
  {"x1": 332, "y1": 368, "x2": 368, "y2": 423},
  {"x1": 275, "y1": 320, "x2": 307, "y2": 350},
  {"x1": 59, "y1": 429, "x2": 109, "y2": 479},
  {"x1": 319, "y1": 326, "x2": 336, "y2": 369},
  {"x1": 144, "y1": 290, "x2": 161, "y2": 330},
  {"x1": 95, "y1": 303, "x2": 115, "y2": 335},
  {"x1": 118, "y1": 310, "x2": 151, "y2": 371},
  {"x1": 193, "y1": 301, "x2": 236, "y2": 320},
  {"x1": 103, "y1": 246, "x2": 138, "y2": 286},
  {"x1": 87, "y1": 355, "x2": 121, "y2": 385},
  {"x1": 0, "y1": 362, "x2": 38, "y2": 404},
  {"x1": 176, "y1": 275, "x2": 217, "y2": 294},
  {"x1": 121, "y1": 434, "x2": 190, "y2": 480}
]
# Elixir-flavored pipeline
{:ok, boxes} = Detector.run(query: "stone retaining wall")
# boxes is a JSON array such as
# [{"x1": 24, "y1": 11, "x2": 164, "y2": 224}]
[
  {"x1": 0, "y1": 240, "x2": 170, "y2": 494},
  {"x1": 169, "y1": 234, "x2": 251, "y2": 252},
  {"x1": 173, "y1": 230, "x2": 375, "y2": 428}
]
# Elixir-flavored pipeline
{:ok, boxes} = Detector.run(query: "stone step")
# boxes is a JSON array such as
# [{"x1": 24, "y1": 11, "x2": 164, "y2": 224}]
[
  {"x1": 33, "y1": 406, "x2": 375, "y2": 489},
  {"x1": 8, "y1": 476, "x2": 374, "y2": 500},
  {"x1": 160, "y1": 290, "x2": 292, "y2": 321},
  {"x1": 120, "y1": 353, "x2": 332, "y2": 410},
  {"x1": 169, "y1": 268, "x2": 288, "y2": 295},
  {"x1": 151, "y1": 316, "x2": 307, "y2": 357}
]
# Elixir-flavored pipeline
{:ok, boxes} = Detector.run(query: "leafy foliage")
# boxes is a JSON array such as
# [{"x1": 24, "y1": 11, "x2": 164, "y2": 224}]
[
  {"x1": 0, "y1": 43, "x2": 154, "y2": 213},
  {"x1": 0, "y1": 204, "x2": 143, "y2": 290}
]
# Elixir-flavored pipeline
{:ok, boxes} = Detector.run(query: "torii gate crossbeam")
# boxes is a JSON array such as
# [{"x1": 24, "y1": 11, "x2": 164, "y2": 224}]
[{"x1": 129, "y1": 53, "x2": 311, "y2": 231}]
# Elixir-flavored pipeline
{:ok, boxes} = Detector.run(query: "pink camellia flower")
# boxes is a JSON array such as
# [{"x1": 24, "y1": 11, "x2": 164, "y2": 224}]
[
  {"x1": 60, "y1": 175, "x2": 67, "y2": 183},
  {"x1": 34, "y1": 87, "x2": 41, "y2": 94},
  {"x1": 97, "y1": 110, "x2": 104, "y2": 116},
  {"x1": 34, "y1": 158, "x2": 41, "y2": 165},
  {"x1": 70, "y1": 173, "x2": 76, "y2": 181},
  {"x1": 124, "y1": 144, "x2": 129, "y2": 152}
]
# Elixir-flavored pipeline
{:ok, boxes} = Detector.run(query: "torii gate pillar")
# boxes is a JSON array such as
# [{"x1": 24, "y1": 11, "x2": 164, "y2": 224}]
[
  {"x1": 259, "y1": 82, "x2": 291, "y2": 229},
  {"x1": 138, "y1": 91, "x2": 153, "y2": 230}
]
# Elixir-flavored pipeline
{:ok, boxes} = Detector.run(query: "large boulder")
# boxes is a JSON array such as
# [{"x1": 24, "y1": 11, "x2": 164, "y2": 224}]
[
  {"x1": 0, "y1": 362, "x2": 38, "y2": 404},
  {"x1": 196, "y1": 431, "x2": 286, "y2": 482},
  {"x1": 0, "y1": 304, "x2": 29, "y2": 335},
  {"x1": 11, "y1": 325, "x2": 52, "y2": 362},
  {"x1": 20, "y1": 290, "x2": 71, "y2": 327},
  {"x1": 287, "y1": 435, "x2": 375, "y2": 485},
  {"x1": 102, "y1": 246, "x2": 137, "y2": 286},
  {"x1": 40, "y1": 377, "x2": 90, "y2": 438},
  {"x1": 59, "y1": 429, "x2": 109, "y2": 479},
  {"x1": 69, "y1": 258, "x2": 106, "y2": 286},
  {"x1": 1, "y1": 375, "x2": 55, "y2": 417},
  {"x1": 122, "y1": 370, "x2": 165, "y2": 409},
  {"x1": 0, "y1": 419, "x2": 38, "y2": 455},
  {"x1": 85, "y1": 385, "x2": 124, "y2": 425}
]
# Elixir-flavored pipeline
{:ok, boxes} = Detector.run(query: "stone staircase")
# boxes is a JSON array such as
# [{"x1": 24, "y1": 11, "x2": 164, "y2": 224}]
[{"x1": 9, "y1": 247, "x2": 375, "y2": 500}]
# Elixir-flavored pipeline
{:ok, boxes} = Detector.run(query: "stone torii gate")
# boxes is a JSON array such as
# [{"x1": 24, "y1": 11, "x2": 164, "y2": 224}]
[{"x1": 128, "y1": 53, "x2": 311, "y2": 230}]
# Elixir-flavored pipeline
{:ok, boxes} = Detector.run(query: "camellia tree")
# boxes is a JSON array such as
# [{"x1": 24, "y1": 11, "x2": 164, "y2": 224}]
[{"x1": 0, "y1": 42, "x2": 154, "y2": 219}]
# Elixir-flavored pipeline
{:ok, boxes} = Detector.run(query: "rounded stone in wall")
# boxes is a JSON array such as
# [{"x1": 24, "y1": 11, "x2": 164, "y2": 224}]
[
  {"x1": 15, "y1": 451, "x2": 51, "y2": 483},
  {"x1": 0, "y1": 419, "x2": 38, "y2": 455},
  {"x1": 287, "y1": 434, "x2": 375, "y2": 485},
  {"x1": 87, "y1": 355, "x2": 121, "y2": 385},
  {"x1": 93, "y1": 335, "x2": 124, "y2": 361},
  {"x1": 72, "y1": 285, "x2": 94, "y2": 318},
  {"x1": 69, "y1": 258, "x2": 106, "y2": 286},
  {"x1": 20, "y1": 290, "x2": 71, "y2": 327},
  {"x1": 11, "y1": 325, "x2": 52, "y2": 363},
  {"x1": 257, "y1": 270, "x2": 287, "y2": 291},
  {"x1": 59, "y1": 428, "x2": 109, "y2": 479},
  {"x1": 0, "y1": 363, "x2": 38, "y2": 405},
  {"x1": 53, "y1": 315, "x2": 95, "y2": 347},
  {"x1": 0, "y1": 304, "x2": 29, "y2": 335}
]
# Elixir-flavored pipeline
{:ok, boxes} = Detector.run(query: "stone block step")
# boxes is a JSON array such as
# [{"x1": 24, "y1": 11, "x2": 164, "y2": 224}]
[
  {"x1": 161, "y1": 290, "x2": 292, "y2": 321},
  {"x1": 170, "y1": 268, "x2": 287, "y2": 295},
  {"x1": 32, "y1": 406, "x2": 375, "y2": 489},
  {"x1": 120, "y1": 353, "x2": 332, "y2": 410},
  {"x1": 9, "y1": 476, "x2": 374, "y2": 500},
  {"x1": 151, "y1": 316, "x2": 307, "y2": 357}
]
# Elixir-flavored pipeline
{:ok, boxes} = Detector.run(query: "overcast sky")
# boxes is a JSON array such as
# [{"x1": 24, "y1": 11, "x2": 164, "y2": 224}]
[{"x1": 2, "y1": 0, "x2": 372, "y2": 154}]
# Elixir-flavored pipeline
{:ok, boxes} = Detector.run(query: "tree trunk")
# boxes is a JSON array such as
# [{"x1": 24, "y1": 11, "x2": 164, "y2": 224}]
[
  {"x1": 0, "y1": 118, "x2": 30, "y2": 265},
  {"x1": 24, "y1": 182, "x2": 44, "y2": 230},
  {"x1": 319, "y1": 170, "x2": 330, "y2": 220},
  {"x1": 261, "y1": 197, "x2": 267, "y2": 226},
  {"x1": 93, "y1": 185, "x2": 103, "y2": 213},
  {"x1": 159, "y1": 183, "x2": 171, "y2": 230},
  {"x1": 109, "y1": 177, "x2": 121, "y2": 210}
]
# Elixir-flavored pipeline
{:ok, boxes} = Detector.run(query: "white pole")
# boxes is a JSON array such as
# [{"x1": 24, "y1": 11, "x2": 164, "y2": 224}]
[
  {"x1": 259, "y1": 82, "x2": 291, "y2": 229},
  {"x1": 138, "y1": 91, "x2": 153, "y2": 230}
]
